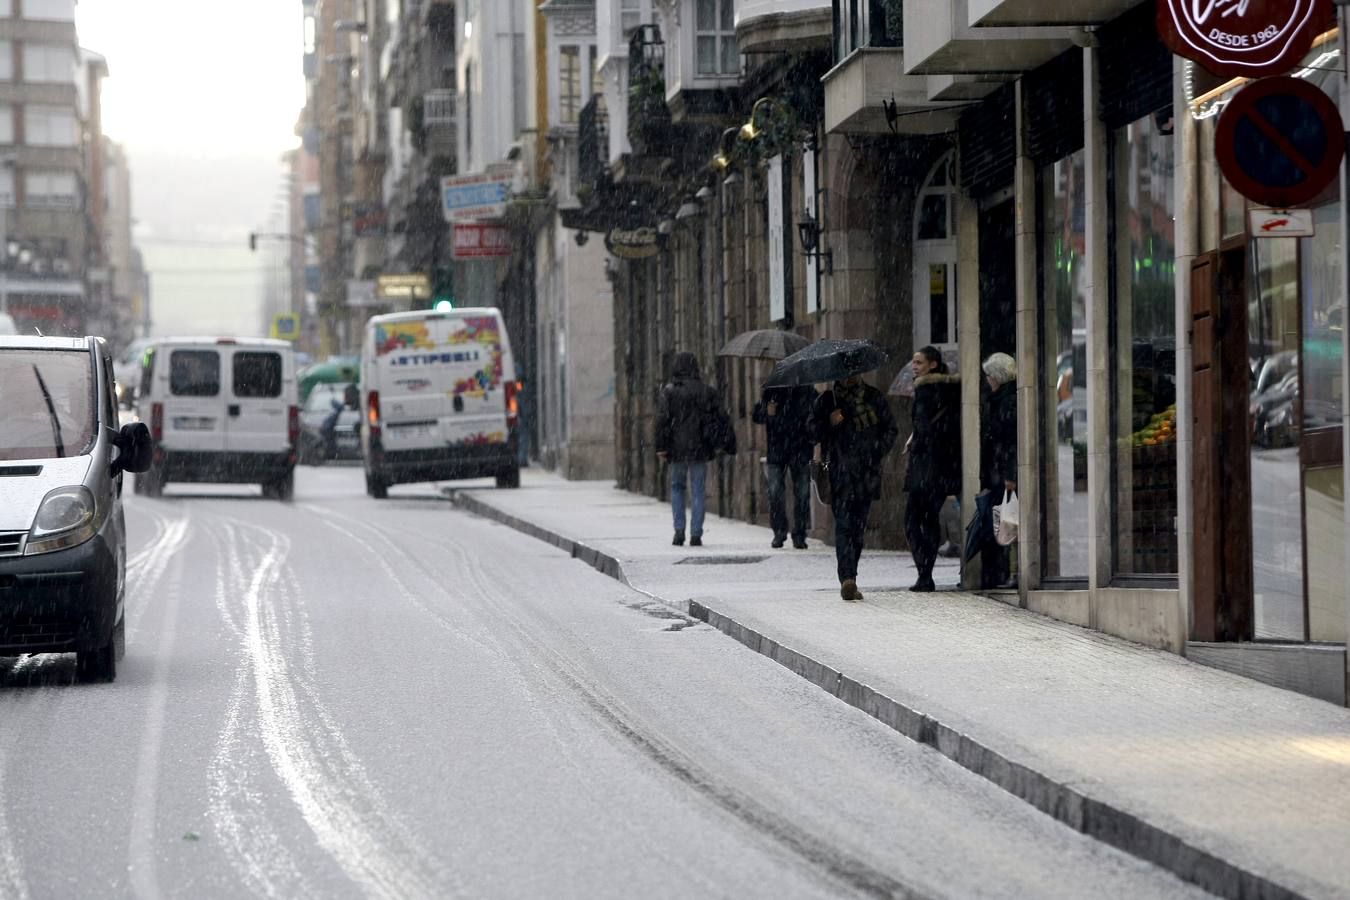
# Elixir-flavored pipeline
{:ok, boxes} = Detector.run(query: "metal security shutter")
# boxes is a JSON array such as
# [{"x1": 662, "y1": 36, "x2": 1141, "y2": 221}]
[
  {"x1": 959, "y1": 83, "x2": 1015, "y2": 197},
  {"x1": 1100, "y1": 3, "x2": 1172, "y2": 128},
  {"x1": 1023, "y1": 48, "x2": 1083, "y2": 164}
]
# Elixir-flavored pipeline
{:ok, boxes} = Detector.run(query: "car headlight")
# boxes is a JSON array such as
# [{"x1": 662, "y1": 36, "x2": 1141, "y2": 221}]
[{"x1": 26, "y1": 486, "x2": 98, "y2": 555}]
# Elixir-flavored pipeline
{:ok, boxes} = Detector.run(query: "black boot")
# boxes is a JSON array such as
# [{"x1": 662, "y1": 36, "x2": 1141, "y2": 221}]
[{"x1": 673, "y1": 531, "x2": 685, "y2": 546}]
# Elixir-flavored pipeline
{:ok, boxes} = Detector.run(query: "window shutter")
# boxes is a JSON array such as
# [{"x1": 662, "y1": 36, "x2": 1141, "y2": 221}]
[
  {"x1": 1023, "y1": 48, "x2": 1084, "y2": 165},
  {"x1": 958, "y1": 83, "x2": 1015, "y2": 197},
  {"x1": 1099, "y1": 4, "x2": 1173, "y2": 128}
]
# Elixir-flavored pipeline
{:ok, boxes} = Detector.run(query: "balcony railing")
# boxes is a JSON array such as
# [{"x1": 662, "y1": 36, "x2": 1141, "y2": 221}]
[
  {"x1": 627, "y1": 23, "x2": 672, "y2": 158},
  {"x1": 578, "y1": 93, "x2": 609, "y2": 188}
]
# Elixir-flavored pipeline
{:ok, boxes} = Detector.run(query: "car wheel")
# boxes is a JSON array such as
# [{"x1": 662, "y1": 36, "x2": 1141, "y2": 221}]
[
  {"x1": 76, "y1": 636, "x2": 117, "y2": 683},
  {"x1": 274, "y1": 471, "x2": 295, "y2": 502},
  {"x1": 141, "y1": 466, "x2": 164, "y2": 499},
  {"x1": 495, "y1": 466, "x2": 521, "y2": 489},
  {"x1": 366, "y1": 471, "x2": 388, "y2": 499}
]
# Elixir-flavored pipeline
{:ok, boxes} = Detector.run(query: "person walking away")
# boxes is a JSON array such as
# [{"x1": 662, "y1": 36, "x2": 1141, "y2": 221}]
[
  {"x1": 905, "y1": 347, "x2": 961, "y2": 591},
  {"x1": 656, "y1": 352, "x2": 736, "y2": 547},
  {"x1": 981, "y1": 352, "x2": 1018, "y2": 588},
  {"x1": 753, "y1": 384, "x2": 818, "y2": 549},
  {"x1": 815, "y1": 373, "x2": 898, "y2": 601}
]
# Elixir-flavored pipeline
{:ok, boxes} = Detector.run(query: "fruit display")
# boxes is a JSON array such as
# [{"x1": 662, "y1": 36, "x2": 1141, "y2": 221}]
[{"x1": 1132, "y1": 404, "x2": 1176, "y2": 447}]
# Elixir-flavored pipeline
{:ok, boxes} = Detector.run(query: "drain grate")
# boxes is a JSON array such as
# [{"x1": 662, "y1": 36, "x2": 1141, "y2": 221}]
[{"x1": 675, "y1": 555, "x2": 770, "y2": 566}]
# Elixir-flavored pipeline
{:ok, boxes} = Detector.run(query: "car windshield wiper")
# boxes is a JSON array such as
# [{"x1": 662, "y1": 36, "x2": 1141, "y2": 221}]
[{"x1": 31, "y1": 364, "x2": 65, "y2": 457}]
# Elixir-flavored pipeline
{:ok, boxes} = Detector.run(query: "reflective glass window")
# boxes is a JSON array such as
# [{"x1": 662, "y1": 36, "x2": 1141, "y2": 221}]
[{"x1": 170, "y1": 350, "x2": 220, "y2": 397}]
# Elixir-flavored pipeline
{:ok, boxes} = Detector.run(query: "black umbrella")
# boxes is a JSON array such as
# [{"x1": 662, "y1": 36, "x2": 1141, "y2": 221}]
[
  {"x1": 964, "y1": 491, "x2": 996, "y2": 562},
  {"x1": 717, "y1": 328, "x2": 811, "y2": 360},
  {"x1": 765, "y1": 339, "x2": 888, "y2": 387}
]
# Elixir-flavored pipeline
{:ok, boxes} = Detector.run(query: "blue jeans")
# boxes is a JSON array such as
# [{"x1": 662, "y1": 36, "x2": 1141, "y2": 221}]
[{"x1": 670, "y1": 461, "x2": 707, "y2": 537}]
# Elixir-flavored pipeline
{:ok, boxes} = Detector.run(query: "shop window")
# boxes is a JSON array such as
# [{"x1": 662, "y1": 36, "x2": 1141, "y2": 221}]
[
  {"x1": 1039, "y1": 151, "x2": 1090, "y2": 580},
  {"x1": 913, "y1": 153, "x2": 957, "y2": 350},
  {"x1": 1110, "y1": 113, "x2": 1177, "y2": 577}
]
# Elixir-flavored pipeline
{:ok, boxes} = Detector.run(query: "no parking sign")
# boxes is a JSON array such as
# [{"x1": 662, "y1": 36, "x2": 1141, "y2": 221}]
[{"x1": 1215, "y1": 76, "x2": 1344, "y2": 208}]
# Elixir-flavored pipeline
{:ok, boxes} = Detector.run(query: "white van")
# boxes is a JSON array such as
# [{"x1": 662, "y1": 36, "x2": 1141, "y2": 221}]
[
  {"x1": 134, "y1": 337, "x2": 299, "y2": 499},
  {"x1": 360, "y1": 308, "x2": 520, "y2": 497}
]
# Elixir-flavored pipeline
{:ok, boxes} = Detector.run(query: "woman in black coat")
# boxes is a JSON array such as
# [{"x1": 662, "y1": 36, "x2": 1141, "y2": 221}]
[
  {"x1": 980, "y1": 352, "x2": 1018, "y2": 588},
  {"x1": 904, "y1": 346, "x2": 961, "y2": 591}
]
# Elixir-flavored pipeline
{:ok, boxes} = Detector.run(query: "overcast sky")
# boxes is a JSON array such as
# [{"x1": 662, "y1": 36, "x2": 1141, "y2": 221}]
[{"x1": 77, "y1": 0, "x2": 307, "y2": 337}]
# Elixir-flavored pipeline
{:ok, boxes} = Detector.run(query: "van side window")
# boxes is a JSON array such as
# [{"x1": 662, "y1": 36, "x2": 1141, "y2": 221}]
[
  {"x1": 233, "y1": 352, "x2": 283, "y2": 398},
  {"x1": 101, "y1": 353, "x2": 116, "y2": 428},
  {"x1": 170, "y1": 350, "x2": 220, "y2": 397}
]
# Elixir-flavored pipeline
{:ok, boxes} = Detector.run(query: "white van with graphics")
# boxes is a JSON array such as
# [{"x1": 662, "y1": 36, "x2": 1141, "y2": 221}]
[
  {"x1": 360, "y1": 308, "x2": 520, "y2": 497},
  {"x1": 135, "y1": 337, "x2": 300, "y2": 499}
]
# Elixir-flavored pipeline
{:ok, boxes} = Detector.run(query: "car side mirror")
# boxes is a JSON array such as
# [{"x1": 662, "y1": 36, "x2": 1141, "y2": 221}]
[{"x1": 111, "y1": 422, "x2": 154, "y2": 476}]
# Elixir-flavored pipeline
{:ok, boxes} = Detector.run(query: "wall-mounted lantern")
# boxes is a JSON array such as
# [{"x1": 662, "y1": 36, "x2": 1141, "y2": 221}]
[{"x1": 796, "y1": 211, "x2": 832, "y2": 275}]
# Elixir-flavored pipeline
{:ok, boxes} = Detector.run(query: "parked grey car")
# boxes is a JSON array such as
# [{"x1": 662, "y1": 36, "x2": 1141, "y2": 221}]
[{"x1": 0, "y1": 335, "x2": 153, "y2": 682}]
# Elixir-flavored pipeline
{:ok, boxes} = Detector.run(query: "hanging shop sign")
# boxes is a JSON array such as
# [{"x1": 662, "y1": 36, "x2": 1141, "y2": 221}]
[
  {"x1": 441, "y1": 170, "x2": 513, "y2": 222},
  {"x1": 1214, "y1": 77, "x2": 1344, "y2": 207},
  {"x1": 452, "y1": 223, "x2": 511, "y2": 259},
  {"x1": 1249, "y1": 207, "x2": 1316, "y2": 236},
  {"x1": 377, "y1": 273, "x2": 432, "y2": 302},
  {"x1": 604, "y1": 225, "x2": 660, "y2": 260},
  {"x1": 345, "y1": 279, "x2": 379, "y2": 308},
  {"x1": 1156, "y1": 0, "x2": 1328, "y2": 78}
]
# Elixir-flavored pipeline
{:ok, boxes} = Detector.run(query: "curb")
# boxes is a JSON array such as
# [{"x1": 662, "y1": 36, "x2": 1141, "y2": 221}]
[{"x1": 445, "y1": 486, "x2": 1307, "y2": 900}]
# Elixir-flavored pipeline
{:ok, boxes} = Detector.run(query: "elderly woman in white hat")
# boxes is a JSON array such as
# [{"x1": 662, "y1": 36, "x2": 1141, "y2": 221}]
[{"x1": 981, "y1": 352, "x2": 1017, "y2": 588}]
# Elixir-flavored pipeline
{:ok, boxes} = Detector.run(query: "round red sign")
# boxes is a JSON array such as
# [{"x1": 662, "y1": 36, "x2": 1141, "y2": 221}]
[
  {"x1": 1215, "y1": 77, "x2": 1344, "y2": 207},
  {"x1": 1157, "y1": 0, "x2": 1329, "y2": 78}
]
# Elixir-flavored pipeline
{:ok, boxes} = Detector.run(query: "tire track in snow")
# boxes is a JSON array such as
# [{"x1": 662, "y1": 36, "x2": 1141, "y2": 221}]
[
  {"x1": 0, "y1": 656, "x2": 50, "y2": 900},
  {"x1": 212, "y1": 513, "x2": 457, "y2": 899}
]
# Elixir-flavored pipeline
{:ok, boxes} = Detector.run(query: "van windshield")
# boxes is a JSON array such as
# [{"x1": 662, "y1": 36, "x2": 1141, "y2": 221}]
[{"x1": 0, "y1": 349, "x2": 96, "y2": 461}]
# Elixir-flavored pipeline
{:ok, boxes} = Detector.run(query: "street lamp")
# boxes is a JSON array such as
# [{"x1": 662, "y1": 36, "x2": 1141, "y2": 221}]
[{"x1": 796, "y1": 211, "x2": 833, "y2": 275}]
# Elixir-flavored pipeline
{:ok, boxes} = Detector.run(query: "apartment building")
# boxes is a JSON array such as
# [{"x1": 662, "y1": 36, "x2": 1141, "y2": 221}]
[{"x1": 0, "y1": 0, "x2": 111, "y2": 339}]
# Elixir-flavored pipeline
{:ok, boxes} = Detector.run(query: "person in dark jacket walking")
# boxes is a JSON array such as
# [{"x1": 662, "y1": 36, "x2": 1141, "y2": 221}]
[
  {"x1": 656, "y1": 351, "x2": 735, "y2": 546},
  {"x1": 981, "y1": 352, "x2": 1018, "y2": 588},
  {"x1": 904, "y1": 347, "x2": 961, "y2": 592},
  {"x1": 814, "y1": 373, "x2": 898, "y2": 601},
  {"x1": 753, "y1": 384, "x2": 818, "y2": 549}
]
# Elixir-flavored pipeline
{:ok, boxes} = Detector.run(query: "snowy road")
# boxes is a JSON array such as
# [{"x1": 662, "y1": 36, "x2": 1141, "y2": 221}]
[{"x1": 0, "y1": 467, "x2": 1209, "y2": 899}]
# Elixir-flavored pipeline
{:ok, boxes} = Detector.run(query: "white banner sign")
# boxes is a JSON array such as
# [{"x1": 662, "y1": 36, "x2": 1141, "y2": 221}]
[
  {"x1": 441, "y1": 170, "x2": 513, "y2": 222},
  {"x1": 768, "y1": 155, "x2": 786, "y2": 323},
  {"x1": 804, "y1": 148, "x2": 818, "y2": 316}
]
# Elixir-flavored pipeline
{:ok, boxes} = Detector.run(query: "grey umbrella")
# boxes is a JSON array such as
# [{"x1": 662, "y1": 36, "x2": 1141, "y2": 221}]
[
  {"x1": 717, "y1": 328, "x2": 811, "y2": 360},
  {"x1": 765, "y1": 339, "x2": 889, "y2": 387}
]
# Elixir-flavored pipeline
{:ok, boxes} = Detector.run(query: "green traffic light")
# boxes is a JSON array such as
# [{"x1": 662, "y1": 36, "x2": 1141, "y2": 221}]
[{"x1": 433, "y1": 299, "x2": 454, "y2": 312}]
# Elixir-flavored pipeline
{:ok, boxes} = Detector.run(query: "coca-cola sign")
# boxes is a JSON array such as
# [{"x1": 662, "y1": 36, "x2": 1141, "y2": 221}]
[{"x1": 1157, "y1": 0, "x2": 1329, "y2": 78}]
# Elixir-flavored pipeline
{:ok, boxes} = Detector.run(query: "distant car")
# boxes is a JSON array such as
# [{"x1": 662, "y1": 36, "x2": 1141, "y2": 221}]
[
  {"x1": 0, "y1": 334, "x2": 154, "y2": 682},
  {"x1": 134, "y1": 337, "x2": 300, "y2": 500},
  {"x1": 299, "y1": 382, "x2": 361, "y2": 464},
  {"x1": 112, "y1": 337, "x2": 154, "y2": 408}
]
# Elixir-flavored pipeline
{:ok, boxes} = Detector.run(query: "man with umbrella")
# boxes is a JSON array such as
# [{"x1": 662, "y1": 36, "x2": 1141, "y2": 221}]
[
  {"x1": 720, "y1": 327, "x2": 816, "y2": 551},
  {"x1": 769, "y1": 339, "x2": 896, "y2": 602},
  {"x1": 753, "y1": 383, "x2": 817, "y2": 549}
]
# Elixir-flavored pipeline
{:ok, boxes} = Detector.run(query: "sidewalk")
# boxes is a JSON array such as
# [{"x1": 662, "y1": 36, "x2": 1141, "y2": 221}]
[{"x1": 445, "y1": 471, "x2": 1350, "y2": 900}]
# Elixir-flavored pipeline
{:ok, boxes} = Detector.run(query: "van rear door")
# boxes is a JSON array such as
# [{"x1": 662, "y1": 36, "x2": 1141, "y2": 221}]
[
  {"x1": 162, "y1": 347, "x2": 224, "y2": 451},
  {"x1": 430, "y1": 313, "x2": 512, "y2": 447},
  {"x1": 227, "y1": 348, "x2": 290, "y2": 453}
]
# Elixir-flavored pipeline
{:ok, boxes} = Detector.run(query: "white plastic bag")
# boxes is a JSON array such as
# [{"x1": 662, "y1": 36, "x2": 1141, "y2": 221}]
[{"x1": 993, "y1": 490, "x2": 1019, "y2": 546}]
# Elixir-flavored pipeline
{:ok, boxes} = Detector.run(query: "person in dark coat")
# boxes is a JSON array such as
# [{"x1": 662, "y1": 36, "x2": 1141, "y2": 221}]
[
  {"x1": 656, "y1": 351, "x2": 735, "y2": 547},
  {"x1": 753, "y1": 384, "x2": 818, "y2": 549},
  {"x1": 814, "y1": 373, "x2": 898, "y2": 602},
  {"x1": 981, "y1": 352, "x2": 1018, "y2": 588},
  {"x1": 904, "y1": 347, "x2": 961, "y2": 592}
]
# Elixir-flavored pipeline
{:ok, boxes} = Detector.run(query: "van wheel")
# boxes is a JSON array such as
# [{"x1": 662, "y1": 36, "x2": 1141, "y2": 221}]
[
  {"x1": 264, "y1": 472, "x2": 295, "y2": 502},
  {"x1": 495, "y1": 466, "x2": 520, "y2": 489},
  {"x1": 366, "y1": 472, "x2": 388, "y2": 499},
  {"x1": 112, "y1": 614, "x2": 126, "y2": 662},
  {"x1": 76, "y1": 636, "x2": 117, "y2": 683}
]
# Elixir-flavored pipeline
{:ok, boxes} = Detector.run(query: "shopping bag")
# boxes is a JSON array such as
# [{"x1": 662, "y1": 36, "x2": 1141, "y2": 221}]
[
  {"x1": 809, "y1": 459, "x2": 832, "y2": 507},
  {"x1": 993, "y1": 490, "x2": 1019, "y2": 546}
]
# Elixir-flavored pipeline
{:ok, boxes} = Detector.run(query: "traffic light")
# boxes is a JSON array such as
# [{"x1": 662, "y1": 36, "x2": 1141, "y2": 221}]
[{"x1": 431, "y1": 266, "x2": 454, "y2": 310}]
